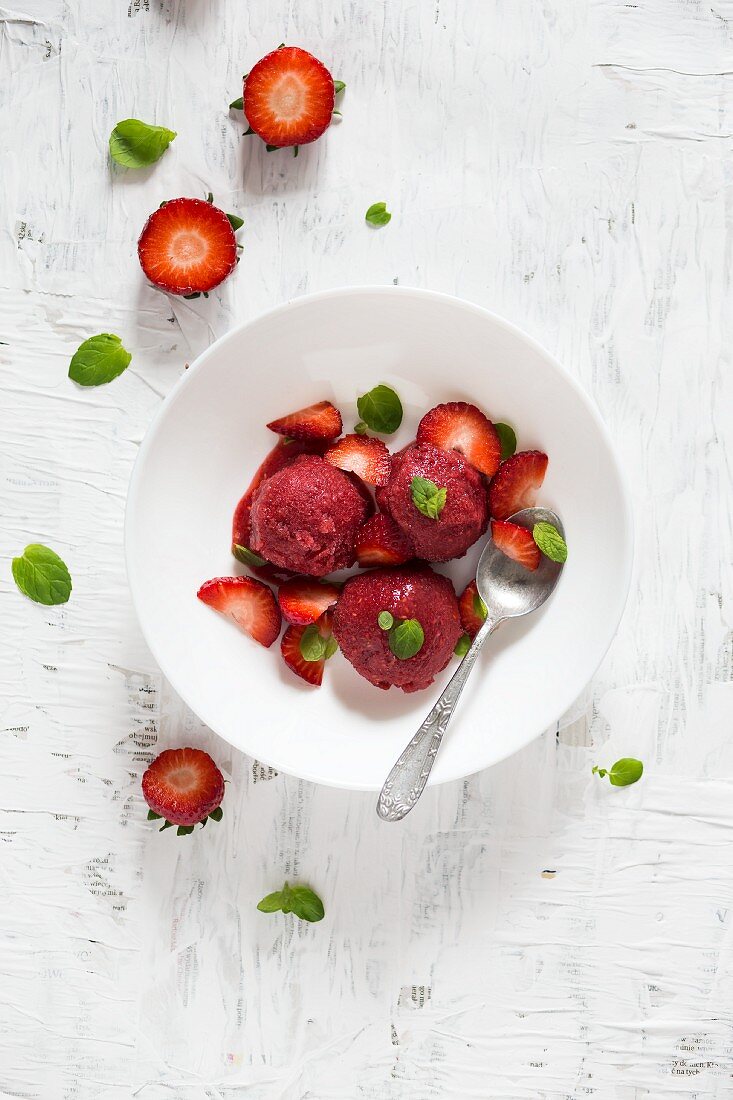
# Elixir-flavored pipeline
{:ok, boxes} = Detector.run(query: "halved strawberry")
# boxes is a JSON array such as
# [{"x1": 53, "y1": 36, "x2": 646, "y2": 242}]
[
  {"x1": 325, "y1": 434, "x2": 391, "y2": 486},
  {"x1": 491, "y1": 519, "x2": 541, "y2": 571},
  {"x1": 355, "y1": 513, "x2": 413, "y2": 567},
  {"x1": 267, "y1": 400, "x2": 342, "y2": 442},
  {"x1": 232, "y1": 439, "x2": 328, "y2": 580},
  {"x1": 138, "y1": 198, "x2": 237, "y2": 295},
  {"x1": 278, "y1": 577, "x2": 340, "y2": 625},
  {"x1": 416, "y1": 402, "x2": 501, "y2": 478},
  {"x1": 142, "y1": 747, "x2": 224, "y2": 827},
  {"x1": 281, "y1": 611, "x2": 334, "y2": 686},
  {"x1": 244, "y1": 46, "x2": 335, "y2": 148},
  {"x1": 197, "y1": 576, "x2": 281, "y2": 647},
  {"x1": 488, "y1": 450, "x2": 548, "y2": 520},
  {"x1": 458, "y1": 579, "x2": 487, "y2": 637}
]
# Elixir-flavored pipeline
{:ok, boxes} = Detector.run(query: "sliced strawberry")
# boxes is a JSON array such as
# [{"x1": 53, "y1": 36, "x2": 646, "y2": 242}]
[
  {"x1": 488, "y1": 450, "x2": 548, "y2": 520},
  {"x1": 138, "y1": 198, "x2": 237, "y2": 295},
  {"x1": 416, "y1": 402, "x2": 501, "y2": 478},
  {"x1": 232, "y1": 438, "x2": 328, "y2": 580},
  {"x1": 197, "y1": 576, "x2": 281, "y2": 647},
  {"x1": 458, "y1": 579, "x2": 487, "y2": 637},
  {"x1": 244, "y1": 46, "x2": 335, "y2": 148},
  {"x1": 280, "y1": 612, "x2": 334, "y2": 686},
  {"x1": 142, "y1": 747, "x2": 224, "y2": 827},
  {"x1": 355, "y1": 513, "x2": 413, "y2": 568},
  {"x1": 324, "y1": 434, "x2": 391, "y2": 487},
  {"x1": 491, "y1": 519, "x2": 541, "y2": 571},
  {"x1": 278, "y1": 577, "x2": 340, "y2": 625},
  {"x1": 267, "y1": 400, "x2": 342, "y2": 442}
]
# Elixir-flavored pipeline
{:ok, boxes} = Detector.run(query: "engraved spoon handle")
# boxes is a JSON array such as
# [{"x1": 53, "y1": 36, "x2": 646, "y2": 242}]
[{"x1": 376, "y1": 616, "x2": 498, "y2": 821}]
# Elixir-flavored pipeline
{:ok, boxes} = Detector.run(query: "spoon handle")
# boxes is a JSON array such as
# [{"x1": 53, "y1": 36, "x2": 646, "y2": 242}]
[{"x1": 376, "y1": 616, "x2": 497, "y2": 821}]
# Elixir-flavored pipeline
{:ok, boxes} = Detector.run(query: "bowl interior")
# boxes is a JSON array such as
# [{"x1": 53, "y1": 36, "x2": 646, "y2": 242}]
[{"x1": 125, "y1": 287, "x2": 631, "y2": 790}]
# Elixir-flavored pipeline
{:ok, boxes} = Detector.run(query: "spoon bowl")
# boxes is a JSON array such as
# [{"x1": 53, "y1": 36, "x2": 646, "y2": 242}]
[{"x1": 477, "y1": 507, "x2": 565, "y2": 621}]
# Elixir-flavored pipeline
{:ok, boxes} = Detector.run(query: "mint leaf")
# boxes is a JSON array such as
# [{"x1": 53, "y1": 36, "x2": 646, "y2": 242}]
[
  {"x1": 410, "y1": 476, "x2": 447, "y2": 520},
  {"x1": 494, "y1": 422, "x2": 517, "y2": 460},
  {"x1": 366, "y1": 201, "x2": 391, "y2": 227},
  {"x1": 226, "y1": 213, "x2": 244, "y2": 231},
  {"x1": 324, "y1": 635, "x2": 339, "y2": 660},
  {"x1": 109, "y1": 119, "x2": 176, "y2": 168},
  {"x1": 533, "y1": 522, "x2": 567, "y2": 564},
  {"x1": 609, "y1": 758, "x2": 644, "y2": 787},
  {"x1": 454, "y1": 634, "x2": 471, "y2": 657},
  {"x1": 257, "y1": 882, "x2": 324, "y2": 922},
  {"x1": 232, "y1": 544, "x2": 267, "y2": 568},
  {"x1": 334, "y1": 80, "x2": 346, "y2": 94},
  {"x1": 356, "y1": 385, "x2": 403, "y2": 434},
  {"x1": 378, "y1": 610, "x2": 394, "y2": 631},
  {"x1": 230, "y1": 96, "x2": 244, "y2": 110},
  {"x1": 300, "y1": 624, "x2": 327, "y2": 662},
  {"x1": 257, "y1": 890, "x2": 285, "y2": 913},
  {"x1": 12, "y1": 544, "x2": 72, "y2": 605},
  {"x1": 593, "y1": 759, "x2": 643, "y2": 787},
  {"x1": 354, "y1": 421, "x2": 368, "y2": 435},
  {"x1": 68, "y1": 333, "x2": 131, "y2": 387},
  {"x1": 289, "y1": 886, "x2": 325, "y2": 922},
  {"x1": 389, "y1": 618, "x2": 424, "y2": 660}
]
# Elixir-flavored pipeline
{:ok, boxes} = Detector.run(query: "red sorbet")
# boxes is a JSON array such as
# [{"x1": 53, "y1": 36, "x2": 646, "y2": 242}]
[
  {"x1": 332, "y1": 564, "x2": 462, "y2": 692},
  {"x1": 379, "y1": 442, "x2": 489, "y2": 561},
  {"x1": 250, "y1": 455, "x2": 369, "y2": 576}
]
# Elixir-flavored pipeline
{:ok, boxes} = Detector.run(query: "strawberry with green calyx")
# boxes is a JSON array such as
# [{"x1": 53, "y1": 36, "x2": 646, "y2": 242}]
[{"x1": 143, "y1": 747, "x2": 225, "y2": 834}]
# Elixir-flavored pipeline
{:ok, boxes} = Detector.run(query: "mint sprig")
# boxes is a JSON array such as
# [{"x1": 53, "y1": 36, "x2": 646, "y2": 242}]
[
  {"x1": 300, "y1": 624, "x2": 328, "y2": 662},
  {"x1": 12, "y1": 544, "x2": 72, "y2": 605},
  {"x1": 109, "y1": 119, "x2": 176, "y2": 168},
  {"x1": 494, "y1": 422, "x2": 517, "y2": 460},
  {"x1": 533, "y1": 522, "x2": 567, "y2": 563},
  {"x1": 257, "y1": 881, "x2": 325, "y2": 922},
  {"x1": 410, "y1": 476, "x2": 447, "y2": 520},
  {"x1": 365, "y1": 201, "x2": 391, "y2": 227},
  {"x1": 356, "y1": 385, "x2": 403, "y2": 434},
  {"x1": 593, "y1": 758, "x2": 643, "y2": 787},
  {"x1": 69, "y1": 333, "x2": 132, "y2": 387},
  {"x1": 389, "y1": 618, "x2": 424, "y2": 660},
  {"x1": 378, "y1": 611, "x2": 394, "y2": 631}
]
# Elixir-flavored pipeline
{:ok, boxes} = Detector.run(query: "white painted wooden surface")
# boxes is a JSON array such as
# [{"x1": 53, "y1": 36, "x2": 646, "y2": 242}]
[{"x1": 1, "y1": 1, "x2": 732, "y2": 1096}]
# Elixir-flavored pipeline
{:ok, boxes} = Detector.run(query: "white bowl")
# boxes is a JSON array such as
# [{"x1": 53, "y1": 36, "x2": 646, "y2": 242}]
[{"x1": 125, "y1": 287, "x2": 632, "y2": 791}]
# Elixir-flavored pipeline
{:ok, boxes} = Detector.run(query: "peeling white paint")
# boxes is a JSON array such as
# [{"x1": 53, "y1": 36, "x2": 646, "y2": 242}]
[{"x1": 1, "y1": 1, "x2": 732, "y2": 1097}]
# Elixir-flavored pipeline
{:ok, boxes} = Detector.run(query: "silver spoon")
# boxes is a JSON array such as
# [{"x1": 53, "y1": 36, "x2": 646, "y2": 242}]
[{"x1": 376, "y1": 507, "x2": 565, "y2": 822}]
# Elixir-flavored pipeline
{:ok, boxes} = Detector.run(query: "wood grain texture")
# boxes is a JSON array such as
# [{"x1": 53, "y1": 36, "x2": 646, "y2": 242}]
[{"x1": 1, "y1": 1, "x2": 732, "y2": 1096}]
